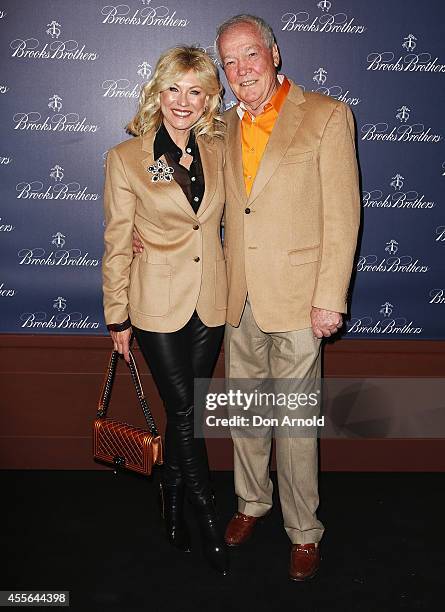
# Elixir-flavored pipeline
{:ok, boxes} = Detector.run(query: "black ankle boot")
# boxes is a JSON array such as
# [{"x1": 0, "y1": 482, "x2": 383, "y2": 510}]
[
  {"x1": 167, "y1": 410, "x2": 229, "y2": 572},
  {"x1": 159, "y1": 482, "x2": 192, "y2": 553},
  {"x1": 193, "y1": 499, "x2": 230, "y2": 575}
]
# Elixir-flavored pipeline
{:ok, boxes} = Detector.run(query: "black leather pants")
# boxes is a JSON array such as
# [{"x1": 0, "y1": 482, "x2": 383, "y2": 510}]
[{"x1": 133, "y1": 312, "x2": 224, "y2": 505}]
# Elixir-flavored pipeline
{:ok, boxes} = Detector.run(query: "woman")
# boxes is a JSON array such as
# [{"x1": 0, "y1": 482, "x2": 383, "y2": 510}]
[{"x1": 102, "y1": 46, "x2": 229, "y2": 575}]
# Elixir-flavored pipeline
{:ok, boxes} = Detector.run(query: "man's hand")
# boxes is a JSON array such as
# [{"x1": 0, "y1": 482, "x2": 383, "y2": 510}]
[
  {"x1": 311, "y1": 307, "x2": 343, "y2": 339},
  {"x1": 110, "y1": 328, "x2": 132, "y2": 363},
  {"x1": 132, "y1": 229, "x2": 143, "y2": 254}
]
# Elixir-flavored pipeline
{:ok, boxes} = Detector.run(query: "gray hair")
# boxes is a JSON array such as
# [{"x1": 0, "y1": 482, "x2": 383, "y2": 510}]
[{"x1": 215, "y1": 14, "x2": 276, "y2": 56}]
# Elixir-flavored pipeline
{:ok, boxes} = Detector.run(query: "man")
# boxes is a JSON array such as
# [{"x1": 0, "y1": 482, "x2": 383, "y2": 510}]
[{"x1": 216, "y1": 14, "x2": 360, "y2": 580}]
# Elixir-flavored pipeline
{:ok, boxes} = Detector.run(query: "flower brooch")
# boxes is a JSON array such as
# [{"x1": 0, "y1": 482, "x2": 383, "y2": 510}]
[{"x1": 147, "y1": 158, "x2": 174, "y2": 182}]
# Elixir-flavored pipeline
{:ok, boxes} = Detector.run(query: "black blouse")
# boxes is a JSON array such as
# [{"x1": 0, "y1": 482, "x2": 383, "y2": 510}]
[{"x1": 154, "y1": 122, "x2": 205, "y2": 214}]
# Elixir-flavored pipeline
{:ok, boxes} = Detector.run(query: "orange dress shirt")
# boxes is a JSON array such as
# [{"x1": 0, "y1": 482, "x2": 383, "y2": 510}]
[{"x1": 239, "y1": 76, "x2": 291, "y2": 195}]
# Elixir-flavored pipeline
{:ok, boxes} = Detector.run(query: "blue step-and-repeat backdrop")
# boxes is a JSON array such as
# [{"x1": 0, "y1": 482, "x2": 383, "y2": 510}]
[{"x1": 0, "y1": 0, "x2": 444, "y2": 338}]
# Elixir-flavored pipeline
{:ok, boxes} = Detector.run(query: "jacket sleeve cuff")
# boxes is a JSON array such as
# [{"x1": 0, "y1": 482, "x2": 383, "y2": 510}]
[{"x1": 106, "y1": 318, "x2": 131, "y2": 332}]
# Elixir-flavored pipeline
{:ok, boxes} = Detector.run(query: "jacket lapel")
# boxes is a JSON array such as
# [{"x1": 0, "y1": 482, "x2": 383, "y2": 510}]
[
  {"x1": 196, "y1": 136, "x2": 217, "y2": 218},
  {"x1": 140, "y1": 130, "x2": 198, "y2": 220},
  {"x1": 226, "y1": 111, "x2": 248, "y2": 205},
  {"x1": 247, "y1": 83, "x2": 306, "y2": 206}
]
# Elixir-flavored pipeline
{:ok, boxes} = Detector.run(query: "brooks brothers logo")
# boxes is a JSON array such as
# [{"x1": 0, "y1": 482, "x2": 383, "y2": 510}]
[
  {"x1": 367, "y1": 34, "x2": 445, "y2": 73},
  {"x1": 0, "y1": 282, "x2": 15, "y2": 297},
  {"x1": 361, "y1": 105, "x2": 442, "y2": 143},
  {"x1": 53, "y1": 296, "x2": 67, "y2": 312},
  {"x1": 0, "y1": 83, "x2": 9, "y2": 94},
  {"x1": 356, "y1": 240, "x2": 429, "y2": 273},
  {"x1": 52, "y1": 232, "x2": 66, "y2": 248},
  {"x1": 429, "y1": 289, "x2": 445, "y2": 305},
  {"x1": 281, "y1": 0, "x2": 366, "y2": 34},
  {"x1": 362, "y1": 173, "x2": 435, "y2": 210},
  {"x1": 10, "y1": 20, "x2": 98, "y2": 62},
  {"x1": 0, "y1": 155, "x2": 12, "y2": 165},
  {"x1": 0, "y1": 217, "x2": 15, "y2": 232},
  {"x1": 311, "y1": 66, "x2": 360, "y2": 106},
  {"x1": 13, "y1": 93, "x2": 99, "y2": 133},
  {"x1": 0, "y1": 10, "x2": 6, "y2": 19},
  {"x1": 436, "y1": 226, "x2": 445, "y2": 242},
  {"x1": 101, "y1": 1, "x2": 189, "y2": 28},
  {"x1": 16, "y1": 164, "x2": 99, "y2": 201},
  {"x1": 102, "y1": 60, "x2": 152, "y2": 99},
  {"x1": 20, "y1": 297, "x2": 101, "y2": 330},
  {"x1": 347, "y1": 303, "x2": 423, "y2": 336},
  {"x1": 17, "y1": 233, "x2": 100, "y2": 267}
]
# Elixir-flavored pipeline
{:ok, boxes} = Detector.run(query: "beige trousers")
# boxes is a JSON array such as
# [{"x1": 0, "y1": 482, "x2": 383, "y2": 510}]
[{"x1": 224, "y1": 299, "x2": 324, "y2": 544}]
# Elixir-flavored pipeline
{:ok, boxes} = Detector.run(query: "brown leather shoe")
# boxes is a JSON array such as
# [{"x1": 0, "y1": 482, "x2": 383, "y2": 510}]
[
  {"x1": 224, "y1": 512, "x2": 267, "y2": 546},
  {"x1": 289, "y1": 544, "x2": 320, "y2": 581}
]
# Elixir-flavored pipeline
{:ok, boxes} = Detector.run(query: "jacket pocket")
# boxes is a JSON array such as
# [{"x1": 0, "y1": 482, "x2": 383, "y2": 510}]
[
  {"x1": 129, "y1": 260, "x2": 171, "y2": 316},
  {"x1": 215, "y1": 258, "x2": 228, "y2": 310},
  {"x1": 281, "y1": 151, "x2": 314, "y2": 165},
  {"x1": 288, "y1": 245, "x2": 320, "y2": 266}
]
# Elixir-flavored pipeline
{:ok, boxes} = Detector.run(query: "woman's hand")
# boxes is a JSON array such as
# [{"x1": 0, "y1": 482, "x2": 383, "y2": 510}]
[
  {"x1": 132, "y1": 229, "x2": 144, "y2": 254},
  {"x1": 110, "y1": 328, "x2": 132, "y2": 363}
]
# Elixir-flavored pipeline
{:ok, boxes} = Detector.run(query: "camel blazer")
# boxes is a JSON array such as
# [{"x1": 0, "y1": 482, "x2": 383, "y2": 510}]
[
  {"x1": 223, "y1": 80, "x2": 360, "y2": 332},
  {"x1": 102, "y1": 130, "x2": 227, "y2": 332}
]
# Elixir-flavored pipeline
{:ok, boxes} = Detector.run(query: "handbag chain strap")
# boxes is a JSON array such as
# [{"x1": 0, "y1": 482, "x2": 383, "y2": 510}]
[{"x1": 97, "y1": 349, "x2": 159, "y2": 437}]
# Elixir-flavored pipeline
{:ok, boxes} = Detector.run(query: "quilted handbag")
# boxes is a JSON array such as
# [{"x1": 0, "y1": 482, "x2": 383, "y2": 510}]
[{"x1": 93, "y1": 349, "x2": 163, "y2": 476}]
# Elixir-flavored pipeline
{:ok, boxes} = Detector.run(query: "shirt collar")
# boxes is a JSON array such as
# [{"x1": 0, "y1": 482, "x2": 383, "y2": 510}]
[
  {"x1": 153, "y1": 122, "x2": 197, "y2": 161},
  {"x1": 236, "y1": 74, "x2": 289, "y2": 121}
]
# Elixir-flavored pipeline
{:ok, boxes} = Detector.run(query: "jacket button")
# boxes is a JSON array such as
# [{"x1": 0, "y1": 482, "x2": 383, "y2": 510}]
[
  {"x1": 193, "y1": 224, "x2": 199, "y2": 230},
  {"x1": 245, "y1": 207, "x2": 251, "y2": 214},
  {"x1": 193, "y1": 256, "x2": 200, "y2": 262}
]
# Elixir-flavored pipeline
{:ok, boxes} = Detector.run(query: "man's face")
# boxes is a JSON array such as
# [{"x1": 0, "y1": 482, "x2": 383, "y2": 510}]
[{"x1": 218, "y1": 22, "x2": 280, "y2": 114}]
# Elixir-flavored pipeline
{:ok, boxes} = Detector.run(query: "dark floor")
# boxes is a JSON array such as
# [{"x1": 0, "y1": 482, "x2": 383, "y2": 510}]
[{"x1": 2, "y1": 470, "x2": 444, "y2": 611}]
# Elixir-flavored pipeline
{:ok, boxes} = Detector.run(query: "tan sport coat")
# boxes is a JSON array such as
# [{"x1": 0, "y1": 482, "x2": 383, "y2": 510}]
[
  {"x1": 223, "y1": 80, "x2": 360, "y2": 332},
  {"x1": 102, "y1": 130, "x2": 227, "y2": 332}
]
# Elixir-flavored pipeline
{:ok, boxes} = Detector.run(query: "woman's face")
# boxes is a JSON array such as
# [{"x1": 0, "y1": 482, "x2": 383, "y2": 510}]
[{"x1": 160, "y1": 69, "x2": 209, "y2": 136}]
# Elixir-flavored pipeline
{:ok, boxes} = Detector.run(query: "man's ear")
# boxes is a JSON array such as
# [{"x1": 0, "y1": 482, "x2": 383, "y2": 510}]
[{"x1": 272, "y1": 43, "x2": 280, "y2": 68}]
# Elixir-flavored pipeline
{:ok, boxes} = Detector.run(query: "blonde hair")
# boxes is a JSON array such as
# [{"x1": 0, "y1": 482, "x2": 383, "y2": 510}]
[{"x1": 126, "y1": 46, "x2": 225, "y2": 139}]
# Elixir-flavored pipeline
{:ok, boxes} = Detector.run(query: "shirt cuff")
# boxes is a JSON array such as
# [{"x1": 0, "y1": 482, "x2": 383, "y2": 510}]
[{"x1": 107, "y1": 318, "x2": 131, "y2": 332}]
